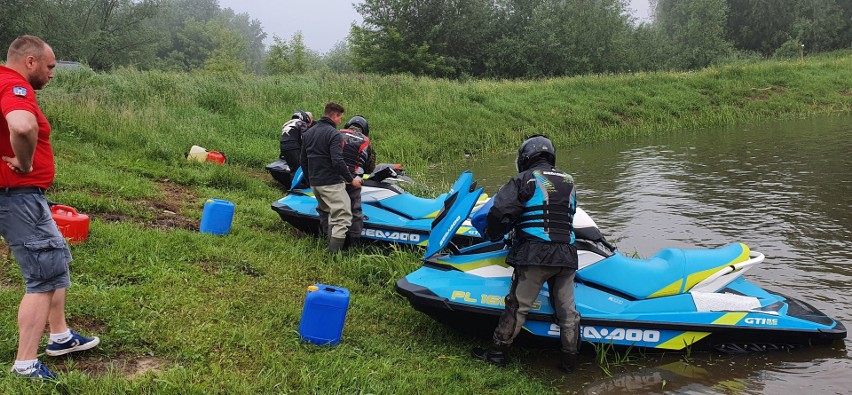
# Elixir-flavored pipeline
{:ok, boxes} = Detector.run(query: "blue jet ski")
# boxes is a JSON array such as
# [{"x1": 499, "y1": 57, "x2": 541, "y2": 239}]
[
  {"x1": 395, "y1": 179, "x2": 847, "y2": 352},
  {"x1": 271, "y1": 167, "x2": 488, "y2": 246}
]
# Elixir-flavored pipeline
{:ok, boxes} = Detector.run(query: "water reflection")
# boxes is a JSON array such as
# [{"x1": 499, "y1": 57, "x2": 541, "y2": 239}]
[
  {"x1": 455, "y1": 117, "x2": 851, "y2": 262},
  {"x1": 442, "y1": 115, "x2": 852, "y2": 393},
  {"x1": 579, "y1": 345, "x2": 848, "y2": 395},
  {"x1": 582, "y1": 360, "x2": 745, "y2": 395}
]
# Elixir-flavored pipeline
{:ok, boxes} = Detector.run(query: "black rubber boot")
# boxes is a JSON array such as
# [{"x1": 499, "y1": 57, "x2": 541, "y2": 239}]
[
  {"x1": 560, "y1": 351, "x2": 579, "y2": 373},
  {"x1": 328, "y1": 237, "x2": 346, "y2": 254},
  {"x1": 344, "y1": 235, "x2": 360, "y2": 249},
  {"x1": 471, "y1": 344, "x2": 509, "y2": 366}
]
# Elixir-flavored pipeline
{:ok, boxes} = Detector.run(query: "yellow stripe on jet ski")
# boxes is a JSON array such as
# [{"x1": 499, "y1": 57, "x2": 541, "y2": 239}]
[
  {"x1": 649, "y1": 280, "x2": 684, "y2": 298},
  {"x1": 424, "y1": 194, "x2": 491, "y2": 219},
  {"x1": 656, "y1": 332, "x2": 710, "y2": 350},
  {"x1": 712, "y1": 312, "x2": 747, "y2": 326},
  {"x1": 648, "y1": 243, "x2": 751, "y2": 298},
  {"x1": 435, "y1": 256, "x2": 509, "y2": 272},
  {"x1": 682, "y1": 243, "x2": 751, "y2": 291}
]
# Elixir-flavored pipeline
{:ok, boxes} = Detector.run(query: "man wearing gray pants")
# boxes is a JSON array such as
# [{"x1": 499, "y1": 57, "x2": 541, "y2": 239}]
[
  {"x1": 471, "y1": 135, "x2": 581, "y2": 373},
  {"x1": 300, "y1": 102, "x2": 360, "y2": 253}
]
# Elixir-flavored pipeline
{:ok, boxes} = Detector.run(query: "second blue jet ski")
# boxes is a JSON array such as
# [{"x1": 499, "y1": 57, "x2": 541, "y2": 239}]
[
  {"x1": 271, "y1": 167, "x2": 488, "y2": 247},
  {"x1": 396, "y1": 182, "x2": 846, "y2": 352}
]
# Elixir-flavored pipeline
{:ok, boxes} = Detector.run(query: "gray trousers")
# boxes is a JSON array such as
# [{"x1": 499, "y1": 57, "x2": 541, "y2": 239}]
[
  {"x1": 313, "y1": 183, "x2": 352, "y2": 240},
  {"x1": 494, "y1": 265, "x2": 580, "y2": 353}
]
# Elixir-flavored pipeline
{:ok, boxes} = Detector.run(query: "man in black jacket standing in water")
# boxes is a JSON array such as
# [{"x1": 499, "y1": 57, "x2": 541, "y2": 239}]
[
  {"x1": 471, "y1": 135, "x2": 581, "y2": 373},
  {"x1": 300, "y1": 102, "x2": 360, "y2": 253}
]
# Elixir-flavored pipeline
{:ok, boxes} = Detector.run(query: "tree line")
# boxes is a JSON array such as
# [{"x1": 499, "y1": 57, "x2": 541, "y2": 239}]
[
  {"x1": 0, "y1": 0, "x2": 268, "y2": 73},
  {"x1": 0, "y1": 0, "x2": 347, "y2": 74},
  {"x1": 352, "y1": 0, "x2": 852, "y2": 78},
  {"x1": 2, "y1": 0, "x2": 849, "y2": 78}
]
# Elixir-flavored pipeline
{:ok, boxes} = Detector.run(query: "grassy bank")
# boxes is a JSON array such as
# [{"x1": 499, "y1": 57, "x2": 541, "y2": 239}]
[{"x1": 0, "y1": 51, "x2": 850, "y2": 394}]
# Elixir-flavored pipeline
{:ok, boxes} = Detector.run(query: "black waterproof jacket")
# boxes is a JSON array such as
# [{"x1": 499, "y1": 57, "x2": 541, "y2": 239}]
[
  {"x1": 280, "y1": 118, "x2": 310, "y2": 157},
  {"x1": 485, "y1": 160, "x2": 578, "y2": 269},
  {"x1": 300, "y1": 117, "x2": 354, "y2": 186},
  {"x1": 340, "y1": 128, "x2": 376, "y2": 176}
]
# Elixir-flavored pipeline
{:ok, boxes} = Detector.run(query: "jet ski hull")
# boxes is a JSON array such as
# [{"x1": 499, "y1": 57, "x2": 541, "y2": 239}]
[{"x1": 272, "y1": 201, "x2": 482, "y2": 246}]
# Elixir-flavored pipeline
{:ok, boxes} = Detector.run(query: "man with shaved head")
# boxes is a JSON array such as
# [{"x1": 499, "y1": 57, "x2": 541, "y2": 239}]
[{"x1": 1, "y1": 35, "x2": 100, "y2": 380}]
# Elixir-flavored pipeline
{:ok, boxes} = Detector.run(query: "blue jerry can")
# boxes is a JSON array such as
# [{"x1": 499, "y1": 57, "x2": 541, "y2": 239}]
[
  {"x1": 298, "y1": 284, "x2": 350, "y2": 345},
  {"x1": 200, "y1": 198, "x2": 235, "y2": 235}
]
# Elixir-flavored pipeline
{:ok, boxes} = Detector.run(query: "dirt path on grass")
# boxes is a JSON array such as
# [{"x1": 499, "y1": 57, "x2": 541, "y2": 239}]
[{"x1": 94, "y1": 180, "x2": 199, "y2": 231}]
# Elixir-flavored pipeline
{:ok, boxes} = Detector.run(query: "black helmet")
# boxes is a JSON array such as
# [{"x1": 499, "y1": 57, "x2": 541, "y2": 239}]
[
  {"x1": 516, "y1": 135, "x2": 555, "y2": 172},
  {"x1": 344, "y1": 115, "x2": 369, "y2": 136},
  {"x1": 292, "y1": 109, "x2": 311, "y2": 124}
]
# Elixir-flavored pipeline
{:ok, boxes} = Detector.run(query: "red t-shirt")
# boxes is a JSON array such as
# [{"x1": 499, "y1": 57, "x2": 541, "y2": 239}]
[{"x1": 0, "y1": 65, "x2": 55, "y2": 189}]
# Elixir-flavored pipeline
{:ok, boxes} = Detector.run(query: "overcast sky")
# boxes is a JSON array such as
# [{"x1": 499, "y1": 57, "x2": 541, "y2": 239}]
[{"x1": 218, "y1": 0, "x2": 652, "y2": 54}]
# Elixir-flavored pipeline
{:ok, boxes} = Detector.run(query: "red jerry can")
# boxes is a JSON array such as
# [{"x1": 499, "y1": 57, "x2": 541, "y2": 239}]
[
  {"x1": 51, "y1": 205, "x2": 90, "y2": 243},
  {"x1": 206, "y1": 150, "x2": 226, "y2": 164}
]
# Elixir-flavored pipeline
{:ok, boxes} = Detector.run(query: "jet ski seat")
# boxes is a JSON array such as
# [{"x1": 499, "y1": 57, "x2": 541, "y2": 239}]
[
  {"x1": 377, "y1": 193, "x2": 448, "y2": 220},
  {"x1": 577, "y1": 243, "x2": 750, "y2": 299}
]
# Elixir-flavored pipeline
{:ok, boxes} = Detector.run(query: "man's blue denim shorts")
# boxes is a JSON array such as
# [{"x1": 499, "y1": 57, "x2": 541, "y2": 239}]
[{"x1": 0, "y1": 193, "x2": 72, "y2": 293}]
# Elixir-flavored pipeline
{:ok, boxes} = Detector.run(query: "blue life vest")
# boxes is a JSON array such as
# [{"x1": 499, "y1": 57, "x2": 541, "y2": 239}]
[{"x1": 515, "y1": 169, "x2": 576, "y2": 243}]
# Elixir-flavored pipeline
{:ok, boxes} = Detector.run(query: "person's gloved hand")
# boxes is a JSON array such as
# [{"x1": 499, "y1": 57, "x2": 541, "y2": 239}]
[{"x1": 503, "y1": 230, "x2": 515, "y2": 247}]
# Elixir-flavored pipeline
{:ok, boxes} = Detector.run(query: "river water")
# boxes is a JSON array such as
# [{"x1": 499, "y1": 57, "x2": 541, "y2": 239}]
[{"x1": 441, "y1": 115, "x2": 851, "y2": 394}]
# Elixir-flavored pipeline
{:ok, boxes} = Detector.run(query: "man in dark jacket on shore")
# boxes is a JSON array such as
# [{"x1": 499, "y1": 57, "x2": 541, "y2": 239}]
[
  {"x1": 471, "y1": 135, "x2": 581, "y2": 373},
  {"x1": 300, "y1": 102, "x2": 360, "y2": 253}
]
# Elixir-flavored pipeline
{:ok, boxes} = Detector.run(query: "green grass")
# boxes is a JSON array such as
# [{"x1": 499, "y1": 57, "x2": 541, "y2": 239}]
[
  {"x1": 0, "y1": 51, "x2": 850, "y2": 394},
  {"x1": 590, "y1": 341, "x2": 645, "y2": 377}
]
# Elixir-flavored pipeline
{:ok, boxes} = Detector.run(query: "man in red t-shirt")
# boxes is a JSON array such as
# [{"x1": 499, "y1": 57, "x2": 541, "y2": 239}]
[{"x1": 1, "y1": 35, "x2": 99, "y2": 380}]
